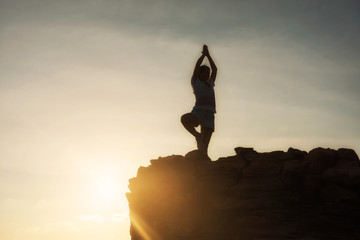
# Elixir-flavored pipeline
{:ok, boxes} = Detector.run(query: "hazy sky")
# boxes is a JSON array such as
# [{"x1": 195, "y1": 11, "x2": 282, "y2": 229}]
[{"x1": 1, "y1": 0, "x2": 359, "y2": 239}]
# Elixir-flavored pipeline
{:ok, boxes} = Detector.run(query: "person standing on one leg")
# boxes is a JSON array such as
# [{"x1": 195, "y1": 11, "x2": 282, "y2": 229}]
[{"x1": 181, "y1": 44, "x2": 217, "y2": 155}]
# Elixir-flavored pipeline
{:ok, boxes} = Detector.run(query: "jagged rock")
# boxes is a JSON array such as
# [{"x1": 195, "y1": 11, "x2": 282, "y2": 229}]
[
  {"x1": 216, "y1": 155, "x2": 247, "y2": 169},
  {"x1": 259, "y1": 150, "x2": 293, "y2": 162},
  {"x1": 282, "y1": 159, "x2": 308, "y2": 184},
  {"x1": 305, "y1": 147, "x2": 338, "y2": 174},
  {"x1": 197, "y1": 165, "x2": 239, "y2": 192},
  {"x1": 150, "y1": 154, "x2": 184, "y2": 165},
  {"x1": 185, "y1": 150, "x2": 211, "y2": 162},
  {"x1": 243, "y1": 158, "x2": 283, "y2": 176},
  {"x1": 337, "y1": 148, "x2": 360, "y2": 168},
  {"x1": 322, "y1": 166, "x2": 360, "y2": 187},
  {"x1": 234, "y1": 147, "x2": 257, "y2": 155},
  {"x1": 234, "y1": 147, "x2": 258, "y2": 163},
  {"x1": 319, "y1": 184, "x2": 358, "y2": 202},
  {"x1": 127, "y1": 147, "x2": 360, "y2": 240},
  {"x1": 287, "y1": 147, "x2": 307, "y2": 160},
  {"x1": 283, "y1": 159, "x2": 307, "y2": 174}
]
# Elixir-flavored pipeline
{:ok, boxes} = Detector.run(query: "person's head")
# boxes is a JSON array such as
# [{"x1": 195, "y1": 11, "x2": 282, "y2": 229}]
[{"x1": 199, "y1": 65, "x2": 210, "y2": 82}]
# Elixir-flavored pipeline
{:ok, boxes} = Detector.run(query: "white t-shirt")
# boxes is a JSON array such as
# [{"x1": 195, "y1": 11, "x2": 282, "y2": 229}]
[{"x1": 191, "y1": 78, "x2": 216, "y2": 113}]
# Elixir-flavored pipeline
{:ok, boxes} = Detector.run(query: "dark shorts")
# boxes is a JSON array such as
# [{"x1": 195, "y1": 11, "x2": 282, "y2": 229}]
[{"x1": 191, "y1": 108, "x2": 215, "y2": 132}]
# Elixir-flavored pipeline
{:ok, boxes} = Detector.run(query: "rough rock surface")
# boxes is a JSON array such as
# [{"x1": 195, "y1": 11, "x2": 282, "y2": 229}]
[{"x1": 127, "y1": 147, "x2": 360, "y2": 240}]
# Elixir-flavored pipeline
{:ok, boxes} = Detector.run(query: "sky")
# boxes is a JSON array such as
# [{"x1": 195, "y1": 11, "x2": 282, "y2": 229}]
[{"x1": 0, "y1": 0, "x2": 359, "y2": 239}]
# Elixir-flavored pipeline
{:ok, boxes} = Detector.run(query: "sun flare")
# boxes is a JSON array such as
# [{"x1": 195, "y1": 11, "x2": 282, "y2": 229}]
[
  {"x1": 96, "y1": 177, "x2": 118, "y2": 202},
  {"x1": 88, "y1": 167, "x2": 123, "y2": 206}
]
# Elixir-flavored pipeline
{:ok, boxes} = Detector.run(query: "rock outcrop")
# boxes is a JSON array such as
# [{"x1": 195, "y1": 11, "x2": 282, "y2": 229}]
[{"x1": 126, "y1": 147, "x2": 360, "y2": 240}]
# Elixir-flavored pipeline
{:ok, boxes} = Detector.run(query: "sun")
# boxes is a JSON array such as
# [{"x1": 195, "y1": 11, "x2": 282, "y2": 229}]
[
  {"x1": 96, "y1": 177, "x2": 118, "y2": 202},
  {"x1": 86, "y1": 164, "x2": 130, "y2": 213},
  {"x1": 90, "y1": 168, "x2": 121, "y2": 205}
]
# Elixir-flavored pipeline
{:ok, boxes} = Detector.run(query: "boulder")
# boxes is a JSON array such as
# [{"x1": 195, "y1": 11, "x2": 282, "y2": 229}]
[
  {"x1": 323, "y1": 166, "x2": 360, "y2": 187},
  {"x1": 337, "y1": 148, "x2": 360, "y2": 168},
  {"x1": 185, "y1": 150, "x2": 211, "y2": 162},
  {"x1": 234, "y1": 147, "x2": 258, "y2": 163},
  {"x1": 320, "y1": 184, "x2": 358, "y2": 202},
  {"x1": 127, "y1": 147, "x2": 360, "y2": 240},
  {"x1": 243, "y1": 158, "x2": 283, "y2": 177},
  {"x1": 287, "y1": 147, "x2": 307, "y2": 160},
  {"x1": 216, "y1": 155, "x2": 247, "y2": 169},
  {"x1": 282, "y1": 159, "x2": 308, "y2": 184},
  {"x1": 305, "y1": 147, "x2": 338, "y2": 174}
]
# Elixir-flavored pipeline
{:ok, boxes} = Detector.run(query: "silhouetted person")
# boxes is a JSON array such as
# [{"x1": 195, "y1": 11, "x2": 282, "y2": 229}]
[{"x1": 181, "y1": 44, "x2": 217, "y2": 155}]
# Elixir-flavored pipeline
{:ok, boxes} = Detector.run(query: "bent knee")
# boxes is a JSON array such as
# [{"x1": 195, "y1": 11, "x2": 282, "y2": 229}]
[
  {"x1": 181, "y1": 113, "x2": 191, "y2": 122},
  {"x1": 181, "y1": 113, "x2": 198, "y2": 126},
  {"x1": 180, "y1": 114, "x2": 187, "y2": 123}
]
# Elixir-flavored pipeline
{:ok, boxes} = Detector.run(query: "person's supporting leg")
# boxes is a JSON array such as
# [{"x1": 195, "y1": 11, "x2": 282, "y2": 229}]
[
  {"x1": 201, "y1": 127, "x2": 213, "y2": 154},
  {"x1": 181, "y1": 113, "x2": 205, "y2": 151},
  {"x1": 181, "y1": 113, "x2": 200, "y2": 138}
]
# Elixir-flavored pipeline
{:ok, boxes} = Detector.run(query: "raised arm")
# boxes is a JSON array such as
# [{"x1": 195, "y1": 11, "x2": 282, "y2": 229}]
[
  {"x1": 204, "y1": 46, "x2": 217, "y2": 82},
  {"x1": 192, "y1": 53, "x2": 206, "y2": 81}
]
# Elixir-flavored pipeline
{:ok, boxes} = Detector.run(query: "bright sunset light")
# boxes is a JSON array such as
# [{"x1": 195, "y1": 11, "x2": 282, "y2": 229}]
[
  {"x1": 96, "y1": 177, "x2": 118, "y2": 203},
  {"x1": 87, "y1": 166, "x2": 128, "y2": 207},
  {"x1": 1, "y1": 1, "x2": 359, "y2": 240}
]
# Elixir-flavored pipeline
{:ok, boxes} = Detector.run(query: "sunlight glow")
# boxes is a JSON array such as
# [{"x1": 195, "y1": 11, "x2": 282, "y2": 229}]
[
  {"x1": 87, "y1": 165, "x2": 123, "y2": 206},
  {"x1": 130, "y1": 212, "x2": 158, "y2": 240},
  {"x1": 96, "y1": 177, "x2": 117, "y2": 203}
]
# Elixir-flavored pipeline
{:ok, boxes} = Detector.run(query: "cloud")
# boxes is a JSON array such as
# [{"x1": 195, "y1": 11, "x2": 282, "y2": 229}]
[
  {"x1": 1, "y1": 0, "x2": 359, "y2": 69},
  {"x1": 76, "y1": 214, "x2": 104, "y2": 222},
  {"x1": 75, "y1": 213, "x2": 129, "y2": 223},
  {"x1": 111, "y1": 213, "x2": 129, "y2": 222},
  {"x1": 2, "y1": 0, "x2": 359, "y2": 45}
]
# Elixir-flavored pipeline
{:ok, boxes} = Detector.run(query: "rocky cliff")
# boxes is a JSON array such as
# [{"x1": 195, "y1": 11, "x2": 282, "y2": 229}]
[{"x1": 126, "y1": 147, "x2": 360, "y2": 240}]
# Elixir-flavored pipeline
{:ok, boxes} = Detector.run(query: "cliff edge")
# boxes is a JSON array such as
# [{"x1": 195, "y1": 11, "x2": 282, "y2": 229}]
[{"x1": 127, "y1": 147, "x2": 360, "y2": 240}]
